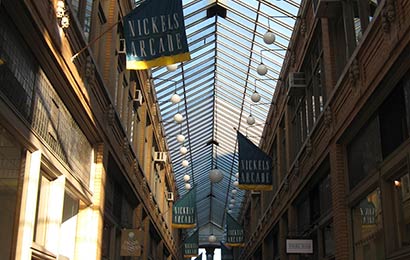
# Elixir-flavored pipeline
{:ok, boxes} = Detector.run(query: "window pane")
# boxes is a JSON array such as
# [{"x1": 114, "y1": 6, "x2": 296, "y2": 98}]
[
  {"x1": 323, "y1": 223, "x2": 335, "y2": 257},
  {"x1": 347, "y1": 116, "x2": 382, "y2": 189},
  {"x1": 60, "y1": 191, "x2": 80, "y2": 259},
  {"x1": 34, "y1": 175, "x2": 51, "y2": 245},
  {"x1": 352, "y1": 188, "x2": 384, "y2": 260},
  {"x1": 0, "y1": 125, "x2": 22, "y2": 259},
  {"x1": 393, "y1": 173, "x2": 410, "y2": 246}
]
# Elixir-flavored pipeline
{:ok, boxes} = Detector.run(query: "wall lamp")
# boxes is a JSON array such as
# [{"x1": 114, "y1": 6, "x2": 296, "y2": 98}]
[
  {"x1": 151, "y1": 77, "x2": 182, "y2": 105},
  {"x1": 257, "y1": 48, "x2": 289, "y2": 76},
  {"x1": 246, "y1": 102, "x2": 275, "y2": 126},
  {"x1": 56, "y1": 0, "x2": 70, "y2": 29},
  {"x1": 166, "y1": 63, "x2": 180, "y2": 72},
  {"x1": 249, "y1": 78, "x2": 280, "y2": 106},
  {"x1": 263, "y1": 14, "x2": 301, "y2": 45}
]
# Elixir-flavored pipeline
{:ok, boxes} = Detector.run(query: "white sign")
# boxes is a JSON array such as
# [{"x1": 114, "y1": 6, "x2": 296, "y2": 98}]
[{"x1": 286, "y1": 239, "x2": 313, "y2": 254}]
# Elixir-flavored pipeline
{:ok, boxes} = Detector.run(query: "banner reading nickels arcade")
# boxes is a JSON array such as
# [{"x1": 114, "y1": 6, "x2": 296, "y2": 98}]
[
  {"x1": 237, "y1": 131, "x2": 273, "y2": 190},
  {"x1": 124, "y1": 0, "x2": 191, "y2": 70},
  {"x1": 172, "y1": 186, "x2": 196, "y2": 228}
]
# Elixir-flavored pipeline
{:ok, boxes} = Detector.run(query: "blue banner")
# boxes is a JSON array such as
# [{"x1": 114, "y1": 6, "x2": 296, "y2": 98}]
[
  {"x1": 237, "y1": 131, "x2": 273, "y2": 190},
  {"x1": 220, "y1": 241, "x2": 234, "y2": 259},
  {"x1": 172, "y1": 186, "x2": 196, "y2": 228},
  {"x1": 226, "y1": 213, "x2": 244, "y2": 247},
  {"x1": 183, "y1": 230, "x2": 199, "y2": 258},
  {"x1": 124, "y1": 0, "x2": 190, "y2": 70}
]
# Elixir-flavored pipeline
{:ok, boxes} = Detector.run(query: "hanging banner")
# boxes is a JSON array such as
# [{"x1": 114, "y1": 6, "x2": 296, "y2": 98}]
[
  {"x1": 172, "y1": 186, "x2": 196, "y2": 228},
  {"x1": 237, "y1": 131, "x2": 273, "y2": 190},
  {"x1": 220, "y1": 241, "x2": 234, "y2": 260},
  {"x1": 183, "y1": 230, "x2": 199, "y2": 258},
  {"x1": 123, "y1": 0, "x2": 191, "y2": 70},
  {"x1": 226, "y1": 213, "x2": 244, "y2": 247},
  {"x1": 120, "y1": 229, "x2": 144, "y2": 256}
]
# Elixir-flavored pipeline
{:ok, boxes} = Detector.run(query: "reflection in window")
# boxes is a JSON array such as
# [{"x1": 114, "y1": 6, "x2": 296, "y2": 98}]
[
  {"x1": 347, "y1": 115, "x2": 382, "y2": 189},
  {"x1": 34, "y1": 174, "x2": 52, "y2": 246},
  {"x1": 323, "y1": 223, "x2": 335, "y2": 258},
  {"x1": 352, "y1": 188, "x2": 384, "y2": 260},
  {"x1": 0, "y1": 125, "x2": 22, "y2": 259},
  {"x1": 68, "y1": 0, "x2": 93, "y2": 41},
  {"x1": 352, "y1": 0, "x2": 379, "y2": 44},
  {"x1": 59, "y1": 191, "x2": 80, "y2": 259},
  {"x1": 393, "y1": 173, "x2": 410, "y2": 246}
]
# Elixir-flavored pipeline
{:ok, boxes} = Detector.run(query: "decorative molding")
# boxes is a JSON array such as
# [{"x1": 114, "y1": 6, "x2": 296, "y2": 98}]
[
  {"x1": 293, "y1": 160, "x2": 300, "y2": 177},
  {"x1": 290, "y1": 51, "x2": 296, "y2": 67},
  {"x1": 152, "y1": 103, "x2": 157, "y2": 116},
  {"x1": 85, "y1": 56, "x2": 95, "y2": 83},
  {"x1": 382, "y1": 0, "x2": 396, "y2": 32},
  {"x1": 305, "y1": 137, "x2": 312, "y2": 156},
  {"x1": 324, "y1": 106, "x2": 332, "y2": 128},
  {"x1": 300, "y1": 18, "x2": 307, "y2": 36},
  {"x1": 106, "y1": 104, "x2": 115, "y2": 126},
  {"x1": 349, "y1": 58, "x2": 360, "y2": 87},
  {"x1": 146, "y1": 78, "x2": 151, "y2": 94}
]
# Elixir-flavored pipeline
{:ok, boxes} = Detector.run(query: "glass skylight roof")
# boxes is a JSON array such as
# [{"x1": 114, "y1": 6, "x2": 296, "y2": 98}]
[{"x1": 151, "y1": 0, "x2": 300, "y2": 243}]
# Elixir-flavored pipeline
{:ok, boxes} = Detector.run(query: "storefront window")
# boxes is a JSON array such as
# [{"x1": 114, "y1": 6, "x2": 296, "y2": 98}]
[
  {"x1": 323, "y1": 222, "x2": 335, "y2": 258},
  {"x1": 352, "y1": 188, "x2": 384, "y2": 260},
  {"x1": 0, "y1": 125, "x2": 22, "y2": 259},
  {"x1": 393, "y1": 173, "x2": 410, "y2": 246},
  {"x1": 34, "y1": 174, "x2": 52, "y2": 245},
  {"x1": 59, "y1": 190, "x2": 80, "y2": 259}
]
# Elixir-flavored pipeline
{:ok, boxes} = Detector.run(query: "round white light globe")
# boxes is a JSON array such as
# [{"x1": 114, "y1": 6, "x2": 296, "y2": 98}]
[
  {"x1": 208, "y1": 235, "x2": 217, "y2": 243},
  {"x1": 263, "y1": 31, "x2": 276, "y2": 44},
  {"x1": 235, "y1": 173, "x2": 239, "y2": 178},
  {"x1": 233, "y1": 180, "x2": 239, "y2": 187},
  {"x1": 176, "y1": 134, "x2": 185, "y2": 143},
  {"x1": 251, "y1": 91, "x2": 261, "y2": 103},
  {"x1": 173, "y1": 113, "x2": 184, "y2": 124},
  {"x1": 231, "y1": 189, "x2": 237, "y2": 195},
  {"x1": 185, "y1": 183, "x2": 191, "y2": 190},
  {"x1": 182, "y1": 159, "x2": 189, "y2": 167},
  {"x1": 166, "y1": 63, "x2": 178, "y2": 72},
  {"x1": 229, "y1": 203, "x2": 234, "y2": 208},
  {"x1": 180, "y1": 146, "x2": 188, "y2": 155},
  {"x1": 247, "y1": 115, "x2": 255, "y2": 125},
  {"x1": 228, "y1": 209, "x2": 232, "y2": 214},
  {"x1": 257, "y1": 63, "x2": 268, "y2": 76},
  {"x1": 183, "y1": 174, "x2": 190, "y2": 182},
  {"x1": 128, "y1": 231, "x2": 135, "y2": 238},
  {"x1": 230, "y1": 199, "x2": 236, "y2": 204},
  {"x1": 209, "y1": 168, "x2": 224, "y2": 183},
  {"x1": 170, "y1": 93, "x2": 181, "y2": 104}
]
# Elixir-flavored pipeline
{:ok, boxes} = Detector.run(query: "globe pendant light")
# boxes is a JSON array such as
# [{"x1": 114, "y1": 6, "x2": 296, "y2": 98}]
[
  {"x1": 227, "y1": 209, "x2": 232, "y2": 214},
  {"x1": 182, "y1": 159, "x2": 189, "y2": 167},
  {"x1": 231, "y1": 189, "x2": 237, "y2": 195},
  {"x1": 185, "y1": 183, "x2": 191, "y2": 190},
  {"x1": 176, "y1": 134, "x2": 185, "y2": 143},
  {"x1": 247, "y1": 114, "x2": 255, "y2": 125},
  {"x1": 230, "y1": 198, "x2": 236, "y2": 204},
  {"x1": 183, "y1": 174, "x2": 190, "y2": 182},
  {"x1": 173, "y1": 113, "x2": 184, "y2": 124},
  {"x1": 233, "y1": 180, "x2": 239, "y2": 187},
  {"x1": 166, "y1": 63, "x2": 178, "y2": 72},
  {"x1": 170, "y1": 93, "x2": 181, "y2": 104},
  {"x1": 209, "y1": 168, "x2": 224, "y2": 183},
  {"x1": 208, "y1": 234, "x2": 217, "y2": 243},
  {"x1": 257, "y1": 63, "x2": 268, "y2": 76},
  {"x1": 180, "y1": 146, "x2": 188, "y2": 155},
  {"x1": 263, "y1": 31, "x2": 276, "y2": 45},
  {"x1": 251, "y1": 91, "x2": 261, "y2": 103}
]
